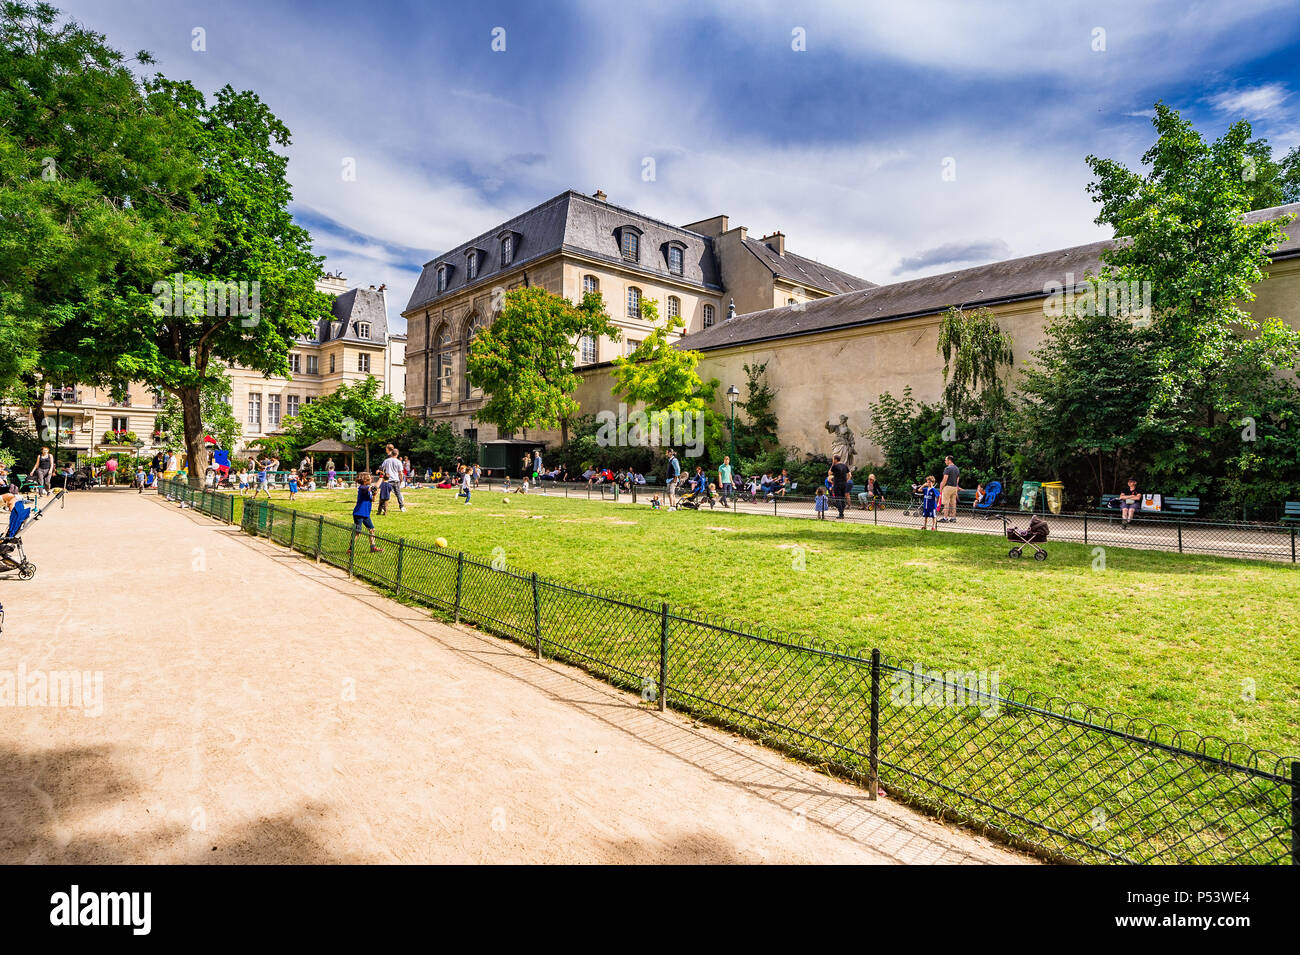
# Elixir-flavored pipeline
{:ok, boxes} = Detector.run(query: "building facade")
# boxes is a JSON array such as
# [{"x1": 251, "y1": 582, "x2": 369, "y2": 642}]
[
  {"x1": 16, "y1": 275, "x2": 406, "y2": 460},
  {"x1": 402, "y1": 189, "x2": 871, "y2": 440}
]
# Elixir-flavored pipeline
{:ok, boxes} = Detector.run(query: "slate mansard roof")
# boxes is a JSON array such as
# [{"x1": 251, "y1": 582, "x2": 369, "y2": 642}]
[
  {"x1": 301, "y1": 287, "x2": 390, "y2": 346},
  {"x1": 405, "y1": 191, "x2": 724, "y2": 313},
  {"x1": 742, "y1": 237, "x2": 876, "y2": 294},
  {"x1": 678, "y1": 202, "x2": 1300, "y2": 353}
]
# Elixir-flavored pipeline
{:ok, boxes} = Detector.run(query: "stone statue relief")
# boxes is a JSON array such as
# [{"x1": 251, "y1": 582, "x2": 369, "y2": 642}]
[{"x1": 825, "y1": 414, "x2": 856, "y2": 467}]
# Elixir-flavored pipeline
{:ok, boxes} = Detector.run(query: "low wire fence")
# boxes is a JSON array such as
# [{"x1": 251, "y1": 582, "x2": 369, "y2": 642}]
[{"x1": 159, "y1": 478, "x2": 1298, "y2": 864}]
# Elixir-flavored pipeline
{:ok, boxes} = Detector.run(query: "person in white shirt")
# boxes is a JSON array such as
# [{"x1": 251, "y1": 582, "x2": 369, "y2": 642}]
[{"x1": 380, "y1": 445, "x2": 407, "y2": 512}]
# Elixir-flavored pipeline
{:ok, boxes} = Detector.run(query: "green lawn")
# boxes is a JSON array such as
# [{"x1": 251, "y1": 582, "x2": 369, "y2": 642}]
[{"x1": 269, "y1": 484, "x2": 1300, "y2": 758}]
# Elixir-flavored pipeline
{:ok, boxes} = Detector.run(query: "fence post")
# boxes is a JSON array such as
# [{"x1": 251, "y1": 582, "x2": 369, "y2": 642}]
[
  {"x1": 868, "y1": 649, "x2": 881, "y2": 801},
  {"x1": 454, "y1": 552, "x2": 464, "y2": 623},
  {"x1": 1177, "y1": 521, "x2": 1183, "y2": 554},
  {"x1": 314, "y1": 514, "x2": 323, "y2": 561},
  {"x1": 347, "y1": 528, "x2": 355, "y2": 577},
  {"x1": 1083, "y1": 512, "x2": 1088, "y2": 545},
  {"x1": 268, "y1": 504, "x2": 275, "y2": 541},
  {"x1": 395, "y1": 538, "x2": 405, "y2": 598},
  {"x1": 1292, "y1": 527, "x2": 1296, "y2": 564},
  {"x1": 1292, "y1": 760, "x2": 1300, "y2": 865},
  {"x1": 532, "y1": 572, "x2": 542, "y2": 659},
  {"x1": 659, "y1": 602, "x2": 669, "y2": 712},
  {"x1": 290, "y1": 510, "x2": 298, "y2": 549}
]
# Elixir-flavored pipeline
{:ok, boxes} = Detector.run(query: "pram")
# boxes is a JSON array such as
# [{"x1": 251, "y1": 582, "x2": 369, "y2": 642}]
[
  {"x1": 903, "y1": 483, "x2": 927, "y2": 517},
  {"x1": 677, "y1": 482, "x2": 717, "y2": 510},
  {"x1": 1006, "y1": 514, "x2": 1049, "y2": 560},
  {"x1": 1, "y1": 495, "x2": 46, "y2": 580}
]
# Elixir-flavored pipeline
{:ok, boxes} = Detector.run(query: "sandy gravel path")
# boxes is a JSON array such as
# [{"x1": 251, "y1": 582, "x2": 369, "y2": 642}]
[{"x1": 0, "y1": 490, "x2": 1026, "y2": 864}]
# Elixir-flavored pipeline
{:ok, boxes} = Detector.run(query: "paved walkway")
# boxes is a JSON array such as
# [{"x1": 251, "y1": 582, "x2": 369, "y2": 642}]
[{"x1": 0, "y1": 491, "x2": 1024, "y2": 864}]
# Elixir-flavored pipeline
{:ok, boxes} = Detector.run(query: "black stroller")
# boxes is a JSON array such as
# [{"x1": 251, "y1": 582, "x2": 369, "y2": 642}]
[
  {"x1": 677, "y1": 481, "x2": 717, "y2": 510},
  {"x1": 1006, "y1": 515, "x2": 1049, "y2": 561}
]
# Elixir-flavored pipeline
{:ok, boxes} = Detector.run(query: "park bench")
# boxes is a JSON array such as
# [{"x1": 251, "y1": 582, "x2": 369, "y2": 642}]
[
  {"x1": 1098, "y1": 493, "x2": 1199, "y2": 519},
  {"x1": 1281, "y1": 502, "x2": 1300, "y2": 524}
]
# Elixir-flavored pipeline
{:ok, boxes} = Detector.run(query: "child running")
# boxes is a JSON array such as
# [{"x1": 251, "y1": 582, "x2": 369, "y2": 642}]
[
  {"x1": 920, "y1": 475, "x2": 940, "y2": 530},
  {"x1": 349, "y1": 472, "x2": 382, "y2": 554},
  {"x1": 458, "y1": 465, "x2": 472, "y2": 504}
]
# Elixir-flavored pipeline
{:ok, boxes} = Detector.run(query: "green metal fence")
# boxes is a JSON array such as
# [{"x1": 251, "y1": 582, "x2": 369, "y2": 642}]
[{"x1": 158, "y1": 479, "x2": 1298, "y2": 865}]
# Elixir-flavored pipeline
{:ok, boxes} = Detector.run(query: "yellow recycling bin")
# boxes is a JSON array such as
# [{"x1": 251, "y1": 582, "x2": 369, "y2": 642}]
[{"x1": 1042, "y1": 481, "x2": 1065, "y2": 515}]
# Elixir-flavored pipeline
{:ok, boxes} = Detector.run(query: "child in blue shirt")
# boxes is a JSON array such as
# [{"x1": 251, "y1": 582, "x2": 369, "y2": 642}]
[
  {"x1": 920, "y1": 475, "x2": 939, "y2": 530},
  {"x1": 350, "y1": 472, "x2": 381, "y2": 553},
  {"x1": 376, "y1": 475, "x2": 392, "y2": 515},
  {"x1": 814, "y1": 486, "x2": 829, "y2": 519},
  {"x1": 288, "y1": 472, "x2": 299, "y2": 501}
]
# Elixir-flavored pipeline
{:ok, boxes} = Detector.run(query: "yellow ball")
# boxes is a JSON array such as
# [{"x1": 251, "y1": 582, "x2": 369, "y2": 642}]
[{"x1": 435, "y1": 537, "x2": 448, "y2": 549}]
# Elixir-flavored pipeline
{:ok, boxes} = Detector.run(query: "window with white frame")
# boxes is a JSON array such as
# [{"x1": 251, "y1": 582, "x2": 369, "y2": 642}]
[
  {"x1": 289, "y1": 353, "x2": 301, "y2": 374},
  {"x1": 466, "y1": 250, "x2": 479, "y2": 280},
  {"x1": 247, "y1": 393, "x2": 261, "y2": 428},
  {"x1": 626, "y1": 339, "x2": 641, "y2": 356},
  {"x1": 703, "y1": 304, "x2": 715, "y2": 328},
  {"x1": 580, "y1": 334, "x2": 597, "y2": 364},
  {"x1": 358, "y1": 352, "x2": 371, "y2": 372},
  {"x1": 436, "y1": 325, "x2": 453, "y2": 402},
  {"x1": 329, "y1": 354, "x2": 336, "y2": 373},
  {"x1": 668, "y1": 246, "x2": 683, "y2": 274},
  {"x1": 620, "y1": 231, "x2": 639, "y2": 261},
  {"x1": 306, "y1": 354, "x2": 319, "y2": 375},
  {"x1": 286, "y1": 394, "x2": 300, "y2": 417},
  {"x1": 667, "y1": 295, "x2": 680, "y2": 319},
  {"x1": 268, "y1": 394, "x2": 281, "y2": 427},
  {"x1": 582, "y1": 274, "x2": 598, "y2": 296},
  {"x1": 436, "y1": 265, "x2": 448, "y2": 293},
  {"x1": 501, "y1": 234, "x2": 513, "y2": 266},
  {"x1": 627, "y1": 286, "x2": 641, "y2": 318},
  {"x1": 357, "y1": 322, "x2": 371, "y2": 339},
  {"x1": 111, "y1": 415, "x2": 129, "y2": 433}
]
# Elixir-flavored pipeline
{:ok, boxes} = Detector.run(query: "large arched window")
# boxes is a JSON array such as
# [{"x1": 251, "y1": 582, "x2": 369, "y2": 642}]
[
  {"x1": 627, "y1": 286, "x2": 642, "y2": 318},
  {"x1": 463, "y1": 316, "x2": 484, "y2": 399},
  {"x1": 435, "y1": 324, "x2": 453, "y2": 403}
]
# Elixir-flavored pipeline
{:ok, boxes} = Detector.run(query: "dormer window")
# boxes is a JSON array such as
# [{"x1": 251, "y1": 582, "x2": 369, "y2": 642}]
[
  {"x1": 497, "y1": 230, "x2": 521, "y2": 267},
  {"x1": 466, "y1": 249, "x2": 480, "y2": 280},
  {"x1": 436, "y1": 265, "x2": 449, "y2": 293},
  {"x1": 665, "y1": 241, "x2": 686, "y2": 276},
  {"x1": 358, "y1": 322, "x2": 371, "y2": 339},
  {"x1": 616, "y1": 225, "x2": 643, "y2": 262}
]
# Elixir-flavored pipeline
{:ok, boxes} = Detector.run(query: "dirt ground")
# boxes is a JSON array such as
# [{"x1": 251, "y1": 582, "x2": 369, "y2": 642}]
[{"x1": 0, "y1": 490, "x2": 1027, "y2": 864}]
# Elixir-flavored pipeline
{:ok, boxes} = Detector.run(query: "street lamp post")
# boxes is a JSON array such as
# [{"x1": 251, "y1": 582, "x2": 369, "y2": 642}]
[
  {"x1": 51, "y1": 390, "x2": 64, "y2": 486},
  {"x1": 726, "y1": 382, "x2": 740, "y2": 466}
]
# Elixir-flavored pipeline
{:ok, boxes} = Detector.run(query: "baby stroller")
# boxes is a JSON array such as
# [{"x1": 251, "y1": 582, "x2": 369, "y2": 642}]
[
  {"x1": 903, "y1": 483, "x2": 927, "y2": 517},
  {"x1": 0, "y1": 497, "x2": 41, "y2": 579},
  {"x1": 1006, "y1": 515, "x2": 1049, "y2": 561},
  {"x1": 676, "y1": 482, "x2": 716, "y2": 510}
]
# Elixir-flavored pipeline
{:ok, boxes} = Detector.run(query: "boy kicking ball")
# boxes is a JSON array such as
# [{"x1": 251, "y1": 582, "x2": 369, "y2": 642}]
[{"x1": 349, "y1": 472, "x2": 382, "y2": 553}]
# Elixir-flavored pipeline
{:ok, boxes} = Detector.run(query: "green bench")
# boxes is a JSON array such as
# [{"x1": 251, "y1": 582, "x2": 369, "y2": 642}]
[
  {"x1": 1282, "y1": 502, "x2": 1300, "y2": 524},
  {"x1": 1099, "y1": 494, "x2": 1199, "y2": 518}
]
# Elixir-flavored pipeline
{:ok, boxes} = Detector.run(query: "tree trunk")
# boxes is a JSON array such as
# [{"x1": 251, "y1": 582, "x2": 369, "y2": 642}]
[
  {"x1": 179, "y1": 384, "x2": 207, "y2": 489},
  {"x1": 560, "y1": 417, "x2": 569, "y2": 450}
]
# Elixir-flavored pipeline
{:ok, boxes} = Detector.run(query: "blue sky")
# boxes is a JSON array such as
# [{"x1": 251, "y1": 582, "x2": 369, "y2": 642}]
[{"x1": 58, "y1": 0, "x2": 1300, "y2": 332}]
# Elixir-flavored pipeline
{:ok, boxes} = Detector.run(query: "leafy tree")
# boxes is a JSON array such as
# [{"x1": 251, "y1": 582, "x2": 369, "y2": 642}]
[
  {"x1": 406, "y1": 420, "x2": 477, "y2": 472},
  {"x1": 280, "y1": 376, "x2": 405, "y2": 471},
  {"x1": 731, "y1": 361, "x2": 779, "y2": 460},
  {"x1": 936, "y1": 306, "x2": 1014, "y2": 418},
  {"x1": 466, "y1": 286, "x2": 618, "y2": 445},
  {"x1": 0, "y1": 2, "x2": 199, "y2": 432},
  {"x1": 610, "y1": 299, "x2": 724, "y2": 465}
]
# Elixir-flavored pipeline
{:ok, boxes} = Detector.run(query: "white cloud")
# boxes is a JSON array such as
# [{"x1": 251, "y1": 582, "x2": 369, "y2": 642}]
[{"x1": 1208, "y1": 83, "x2": 1290, "y2": 118}]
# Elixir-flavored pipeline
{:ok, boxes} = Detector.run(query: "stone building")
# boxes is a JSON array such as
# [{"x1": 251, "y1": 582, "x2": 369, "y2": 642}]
[
  {"x1": 402, "y1": 189, "x2": 871, "y2": 441},
  {"x1": 570, "y1": 202, "x2": 1300, "y2": 465}
]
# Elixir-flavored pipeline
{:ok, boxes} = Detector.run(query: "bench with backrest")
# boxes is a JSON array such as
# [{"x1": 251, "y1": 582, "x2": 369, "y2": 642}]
[
  {"x1": 1281, "y1": 501, "x2": 1300, "y2": 524},
  {"x1": 1098, "y1": 493, "x2": 1199, "y2": 518}
]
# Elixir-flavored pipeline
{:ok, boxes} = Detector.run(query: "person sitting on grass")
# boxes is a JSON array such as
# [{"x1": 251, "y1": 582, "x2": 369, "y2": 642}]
[
  {"x1": 349, "y1": 472, "x2": 382, "y2": 554},
  {"x1": 1118, "y1": 477, "x2": 1142, "y2": 527}
]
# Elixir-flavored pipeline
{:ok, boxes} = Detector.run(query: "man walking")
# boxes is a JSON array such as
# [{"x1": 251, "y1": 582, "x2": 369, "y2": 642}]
[
  {"x1": 718, "y1": 455, "x2": 733, "y2": 504},
  {"x1": 380, "y1": 445, "x2": 407, "y2": 512},
  {"x1": 665, "y1": 449, "x2": 681, "y2": 509},
  {"x1": 938, "y1": 454, "x2": 961, "y2": 523},
  {"x1": 828, "y1": 454, "x2": 851, "y2": 519}
]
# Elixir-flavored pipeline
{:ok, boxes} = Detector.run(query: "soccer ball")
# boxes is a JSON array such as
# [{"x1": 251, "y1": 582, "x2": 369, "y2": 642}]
[{"x1": 435, "y1": 537, "x2": 448, "y2": 548}]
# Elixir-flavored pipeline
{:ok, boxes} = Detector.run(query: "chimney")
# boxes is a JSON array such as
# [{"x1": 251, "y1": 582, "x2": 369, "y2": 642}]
[
  {"x1": 762, "y1": 231, "x2": 786, "y2": 256},
  {"x1": 593, "y1": 189, "x2": 608, "y2": 202}
]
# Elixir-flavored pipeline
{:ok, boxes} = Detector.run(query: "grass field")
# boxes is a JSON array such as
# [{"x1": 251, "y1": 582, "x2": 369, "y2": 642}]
[{"x1": 267, "y1": 485, "x2": 1300, "y2": 757}]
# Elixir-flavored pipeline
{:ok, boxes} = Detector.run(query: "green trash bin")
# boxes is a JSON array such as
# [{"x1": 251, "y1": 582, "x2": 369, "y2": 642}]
[
  {"x1": 1043, "y1": 481, "x2": 1064, "y2": 515},
  {"x1": 1019, "y1": 481, "x2": 1041, "y2": 512}
]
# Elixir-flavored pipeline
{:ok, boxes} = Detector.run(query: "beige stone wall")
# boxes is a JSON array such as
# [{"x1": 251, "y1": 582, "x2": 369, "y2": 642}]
[
  {"x1": 566, "y1": 258, "x2": 1300, "y2": 465},
  {"x1": 711, "y1": 228, "x2": 776, "y2": 316}
]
